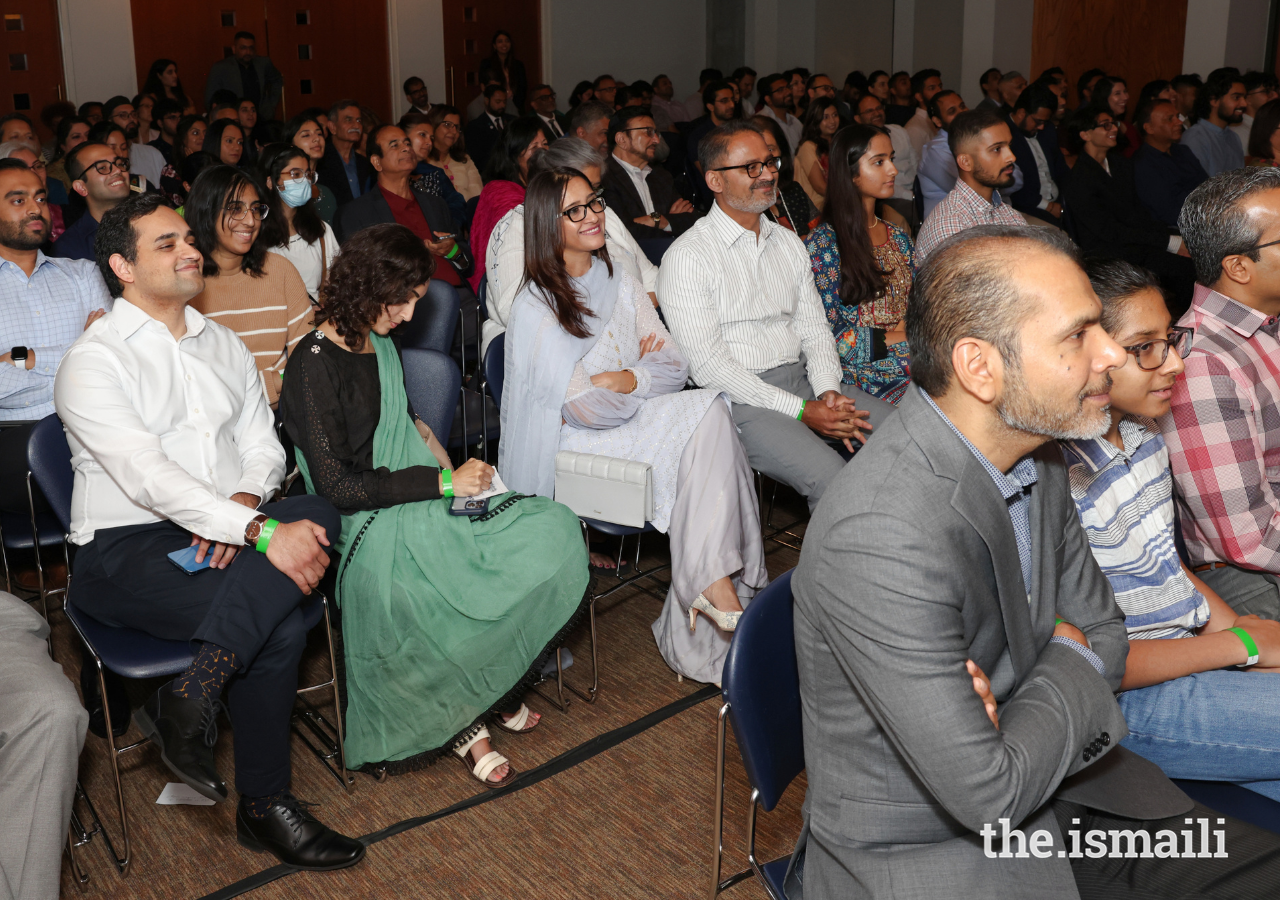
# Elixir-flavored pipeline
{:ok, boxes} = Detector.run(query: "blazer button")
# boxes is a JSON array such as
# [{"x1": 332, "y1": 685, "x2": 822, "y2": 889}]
[
  {"x1": 1101, "y1": 732, "x2": 1110, "y2": 744},
  {"x1": 1083, "y1": 749, "x2": 1092, "y2": 761}
]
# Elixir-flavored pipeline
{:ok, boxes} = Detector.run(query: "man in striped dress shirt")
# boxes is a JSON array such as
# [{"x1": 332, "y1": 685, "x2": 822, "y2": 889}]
[{"x1": 657, "y1": 121, "x2": 894, "y2": 511}]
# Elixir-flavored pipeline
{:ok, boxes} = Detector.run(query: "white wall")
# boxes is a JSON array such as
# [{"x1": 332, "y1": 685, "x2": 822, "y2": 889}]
[
  {"x1": 816, "y1": 0, "x2": 893, "y2": 82},
  {"x1": 387, "y1": 0, "x2": 446, "y2": 118},
  {"x1": 57, "y1": 0, "x2": 137, "y2": 107}
]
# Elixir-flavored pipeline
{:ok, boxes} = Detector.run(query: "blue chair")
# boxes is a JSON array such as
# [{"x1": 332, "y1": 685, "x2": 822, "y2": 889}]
[
  {"x1": 710, "y1": 569, "x2": 802, "y2": 899},
  {"x1": 402, "y1": 347, "x2": 461, "y2": 445},
  {"x1": 483, "y1": 331, "x2": 505, "y2": 408},
  {"x1": 27, "y1": 415, "x2": 348, "y2": 875},
  {"x1": 0, "y1": 423, "x2": 70, "y2": 628}
]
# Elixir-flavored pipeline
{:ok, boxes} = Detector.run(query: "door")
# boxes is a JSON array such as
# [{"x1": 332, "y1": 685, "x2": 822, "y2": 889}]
[
  {"x1": 441, "y1": 0, "x2": 540, "y2": 118},
  {"x1": 3, "y1": 0, "x2": 65, "y2": 142}
]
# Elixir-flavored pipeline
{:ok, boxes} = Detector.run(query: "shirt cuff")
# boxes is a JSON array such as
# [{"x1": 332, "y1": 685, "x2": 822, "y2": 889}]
[
  {"x1": 1167, "y1": 235, "x2": 1183, "y2": 254},
  {"x1": 779, "y1": 391, "x2": 806, "y2": 420},
  {"x1": 1050, "y1": 635, "x2": 1107, "y2": 677},
  {"x1": 213, "y1": 499, "x2": 263, "y2": 546},
  {"x1": 1037, "y1": 198, "x2": 1050, "y2": 210}
]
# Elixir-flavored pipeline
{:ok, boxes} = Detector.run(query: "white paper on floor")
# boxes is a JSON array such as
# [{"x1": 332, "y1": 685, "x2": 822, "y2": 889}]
[{"x1": 156, "y1": 783, "x2": 216, "y2": 806}]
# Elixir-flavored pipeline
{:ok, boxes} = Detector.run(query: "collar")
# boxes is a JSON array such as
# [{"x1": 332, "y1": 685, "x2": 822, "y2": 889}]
[
  {"x1": 1062, "y1": 416, "x2": 1154, "y2": 475},
  {"x1": 611, "y1": 152, "x2": 650, "y2": 177},
  {"x1": 1196, "y1": 118, "x2": 1231, "y2": 135},
  {"x1": 707, "y1": 199, "x2": 776, "y2": 248},
  {"x1": 379, "y1": 183, "x2": 417, "y2": 209},
  {"x1": 0, "y1": 249, "x2": 56, "y2": 279},
  {"x1": 109, "y1": 297, "x2": 207, "y2": 341},
  {"x1": 953, "y1": 176, "x2": 1006, "y2": 209},
  {"x1": 1192, "y1": 282, "x2": 1276, "y2": 339},
  {"x1": 917, "y1": 386, "x2": 1039, "y2": 497}
]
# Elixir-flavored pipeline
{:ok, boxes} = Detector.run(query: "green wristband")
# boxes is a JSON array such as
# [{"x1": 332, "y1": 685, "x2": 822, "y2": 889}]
[
  {"x1": 255, "y1": 518, "x2": 279, "y2": 553},
  {"x1": 441, "y1": 468, "x2": 454, "y2": 499},
  {"x1": 1055, "y1": 617, "x2": 1065, "y2": 626},
  {"x1": 1229, "y1": 627, "x2": 1260, "y2": 667},
  {"x1": 445, "y1": 242, "x2": 460, "y2": 259},
  {"x1": 797, "y1": 400, "x2": 806, "y2": 421}
]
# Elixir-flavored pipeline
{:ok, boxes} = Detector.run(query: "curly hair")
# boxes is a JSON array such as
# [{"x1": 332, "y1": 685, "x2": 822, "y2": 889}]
[{"x1": 315, "y1": 224, "x2": 436, "y2": 350}]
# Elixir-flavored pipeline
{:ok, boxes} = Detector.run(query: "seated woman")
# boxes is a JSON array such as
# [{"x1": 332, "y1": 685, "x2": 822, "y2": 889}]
[
  {"x1": 500, "y1": 167, "x2": 766, "y2": 684},
  {"x1": 159, "y1": 114, "x2": 207, "y2": 207},
  {"x1": 1060, "y1": 258, "x2": 1280, "y2": 801},
  {"x1": 427, "y1": 105, "x2": 484, "y2": 202},
  {"x1": 468, "y1": 117, "x2": 548, "y2": 292},
  {"x1": 399, "y1": 112, "x2": 468, "y2": 226},
  {"x1": 203, "y1": 118, "x2": 246, "y2": 168},
  {"x1": 285, "y1": 113, "x2": 339, "y2": 223},
  {"x1": 257, "y1": 143, "x2": 338, "y2": 301},
  {"x1": 805, "y1": 125, "x2": 912, "y2": 404},
  {"x1": 280, "y1": 223, "x2": 588, "y2": 785},
  {"x1": 795, "y1": 97, "x2": 840, "y2": 210},
  {"x1": 752, "y1": 115, "x2": 817, "y2": 237}
]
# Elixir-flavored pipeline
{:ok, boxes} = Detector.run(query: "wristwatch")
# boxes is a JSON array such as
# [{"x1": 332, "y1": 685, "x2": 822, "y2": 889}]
[
  {"x1": 649, "y1": 211, "x2": 661, "y2": 226},
  {"x1": 10, "y1": 346, "x2": 27, "y2": 368},
  {"x1": 244, "y1": 514, "x2": 268, "y2": 547}
]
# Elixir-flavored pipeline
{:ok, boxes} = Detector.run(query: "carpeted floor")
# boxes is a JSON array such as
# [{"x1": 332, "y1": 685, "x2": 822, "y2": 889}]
[{"x1": 49, "y1": 490, "x2": 812, "y2": 900}]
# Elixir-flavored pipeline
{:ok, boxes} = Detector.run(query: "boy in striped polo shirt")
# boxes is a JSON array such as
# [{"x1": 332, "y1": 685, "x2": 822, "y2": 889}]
[{"x1": 1062, "y1": 257, "x2": 1280, "y2": 800}]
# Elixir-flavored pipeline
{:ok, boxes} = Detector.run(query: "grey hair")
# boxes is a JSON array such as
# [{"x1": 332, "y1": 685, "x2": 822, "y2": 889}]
[
  {"x1": 998, "y1": 70, "x2": 1024, "y2": 85},
  {"x1": 1179, "y1": 167, "x2": 1280, "y2": 286},
  {"x1": 0, "y1": 140, "x2": 35, "y2": 159},
  {"x1": 697, "y1": 120, "x2": 764, "y2": 176},
  {"x1": 566, "y1": 100, "x2": 612, "y2": 136},
  {"x1": 906, "y1": 225, "x2": 1081, "y2": 396},
  {"x1": 533, "y1": 137, "x2": 602, "y2": 175}
]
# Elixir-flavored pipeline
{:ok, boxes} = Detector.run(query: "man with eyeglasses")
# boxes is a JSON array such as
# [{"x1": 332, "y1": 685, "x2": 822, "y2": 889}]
[
  {"x1": 50, "y1": 142, "x2": 132, "y2": 262},
  {"x1": 603, "y1": 108, "x2": 698, "y2": 250},
  {"x1": 148, "y1": 98, "x2": 184, "y2": 165},
  {"x1": 1231, "y1": 71, "x2": 1279, "y2": 153},
  {"x1": 103, "y1": 95, "x2": 166, "y2": 190},
  {"x1": 658, "y1": 121, "x2": 894, "y2": 512},
  {"x1": 1163, "y1": 167, "x2": 1280, "y2": 622},
  {"x1": 528, "y1": 84, "x2": 567, "y2": 138},
  {"x1": 317, "y1": 100, "x2": 374, "y2": 208},
  {"x1": 1006, "y1": 84, "x2": 1064, "y2": 227}
]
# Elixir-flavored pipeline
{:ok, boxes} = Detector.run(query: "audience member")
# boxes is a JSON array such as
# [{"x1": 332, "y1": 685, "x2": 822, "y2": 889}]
[
  {"x1": 915, "y1": 108, "x2": 1025, "y2": 262},
  {"x1": 51, "y1": 141, "x2": 131, "y2": 261},
  {"x1": 788, "y1": 222, "x2": 1280, "y2": 899},
  {"x1": 101, "y1": 97, "x2": 165, "y2": 187},
  {"x1": 1248, "y1": 98, "x2": 1280, "y2": 168},
  {"x1": 142, "y1": 58, "x2": 196, "y2": 115},
  {"x1": 317, "y1": 100, "x2": 373, "y2": 206},
  {"x1": 658, "y1": 122, "x2": 894, "y2": 511},
  {"x1": 468, "y1": 117, "x2": 547, "y2": 292},
  {"x1": 855, "y1": 94, "x2": 924, "y2": 224},
  {"x1": 651, "y1": 74, "x2": 690, "y2": 128},
  {"x1": 528, "y1": 84, "x2": 566, "y2": 138},
  {"x1": 204, "y1": 31, "x2": 284, "y2": 121},
  {"x1": 56, "y1": 192, "x2": 364, "y2": 870},
  {"x1": 997, "y1": 70, "x2": 1028, "y2": 112},
  {"x1": 133, "y1": 92, "x2": 158, "y2": 144},
  {"x1": 567, "y1": 99, "x2": 612, "y2": 160},
  {"x1": 1132, "y1": 98, "x2": 1208, "y2": 227},
  {"x1": 279, "y1": 222, "x2": 584, "y2": 782},
  {"x1": 603, "y1": 107, "x2": 698, "y2": 250},
  {"x1": 758, "y1": 73, "x2": 803, "y2": 153},
  {"x1": 284, "y1": 113, "x2": 336, "y2": 222},
  {"x1": 1135, "y1": 79, "x2": 1181, "y2": 119},
  {"x1": 464, "y1": 84, "x2": 516, "y2": 172},
  {"x1": 1232, "y1": 71, "x2": 1279, "y2": 150},
  {"x1": 916, "y1": 90, "x2": 970, "y2": 218},
  {"x1": 237, "y1": 98, "x2": 259, "y2": 162},
  {"x1": 805, "y1": 125, "x2": 913, "y2": 403},
  {"x1": 568, "y1": 80, "x2": 594, "y2": 110},
  {"x1": 977, "y1": 67, "x2": 1002, "y2": 110},
  {"x1": 159, "y1": 114, "x2": 207, "y2": 207},
  {"x1": 77, "y1": 101, "x2": 103, "y2": 125},
  {"x1": 866, "y1": 70, "x2": 890, "y2": 105},
  {"x1": 593, "y1": 74, "x2": 619, "y2": 110},
  {"x1": 208, "y1": 90, "x2": 240, "y2": 122},
  {"x1": 805, "y1": 73, "x2": 836, "y2": 109},
  {"x1": 201, "y1": 118, "x2": 245, "y2": 171},
  {"x1": 398, "y1": 113, "x2": 467, "y2": 225},
  {"x1": 1077, "y1": 66, "x2": 1106, "y2": 108},
  {"x1": 685, "y1": 80, "x2": 738, "y2": 207},
  {"x1": 786, "y1": 68, "x2": 811, "y2": 116},
  {"x1": 257, "y1": 143, "x2": 339, "y2": 300},
  {"x1": 1182, "y1": 68, "x2": 1247, "y2": 176},
  {"x1": 751, "y1": 115, "x2": 817, "y2": 236},
  {"x1": 149, "y1": 98, "x2": 183, "y2": 163},
  {"x1": 1089, "y1": 76, "x2": 1138, "y2": 156},
  {"x1": 1007, "y1": 84, "x2": 1064, "y2": 225},
  {"x1": 677, "y1": 68, "x2": 715, "y2": 119},
  {"x1": 480, "y1": 30, "x2": 527, "y2": 112},
  {"x1": 1171, "y1": 73, "x2": 1204, "y2": 121},
  {"x1": 1061, "y1": 106, "x2": 1196, "y2": 314},
  {"x1": 45, "y1": 115, "x2": 91, "y2": 193},
  {"x1": 794, "y1": 97, "x2": 840, "y2": 210},
  {"x1": 1065, "y1": 256, "x2": 1280, "y2": 801},
  {"x1": 732, "y1": 66, "x2": 758, "y2": 119},
  {"x1": 839, "y1": 70, "x2": 866, "y2": 117},
  {"x1": 0, "y1": 142, "x2": 66, "y2": 239},
  {"x1": 904, "y1": 68, "x2": 944, "y2": 160},
  {"x1": 1164, "y1": 167, "x2": 1280, "y2": 619},
  {"x1": 425, "y1": 105, "x2": 483, "y2": 201},
  {"x1": 404, "y1": 75, "x2": 432, "y2": 116},
  {"x1": 184, "y1": 166, "x2": 312, "y2": 408},
  {"x1": 0, "y1": 113, "x2": 35, "y2": 149}
]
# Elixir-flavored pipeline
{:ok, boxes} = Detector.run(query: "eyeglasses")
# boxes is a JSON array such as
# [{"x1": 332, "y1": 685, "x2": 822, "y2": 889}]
[
  {"x1": 1123, "y1": 326, "x2": 1193, "y2": 370},
  {"x1": 620, "y1": 126, "x2": 659, "y2": 138},
  {"x1": 280, "y1": 169, "x2": 317, "y2": 184},
  {"x1": 436, "y1": 121, "x2": 459, "y2": 131},
  {"x1": 1249, "y1": 237, "x2": 1280, "y2": 253},
  {"x1": 561, "y1": 193, "x2": 606, "y2": 222},
  {"x1": 1093, "y1": 120, "x2": 1118, "y2": 131},
  {"x1": 712, "y1": 156, "x2": 783, "y2": 178},
  {"x1": 224, "y1": 201, "x2": 270, "y2": 221},
  {"x1": 82, "y1": 157, "x2": 130, "y2": 176}
]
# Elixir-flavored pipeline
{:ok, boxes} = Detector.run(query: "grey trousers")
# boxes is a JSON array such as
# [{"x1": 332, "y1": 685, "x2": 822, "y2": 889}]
[
  {"x1": 730, "y1": 361, "x2": 896, "y2": 512},
  {"x1": 0, "y1": 594, "x2": 87, "y2": 900},
  {"x1": 1196, "y1": 565, "x2": 1280, "y2": 621}
]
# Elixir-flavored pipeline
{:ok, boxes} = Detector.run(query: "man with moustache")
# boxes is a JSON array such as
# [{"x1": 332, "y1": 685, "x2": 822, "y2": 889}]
[
  {"x1": 317, "y1": 100, "x2": 374, "y2": 207},
  {"x1": 51, "y1": 141, "x2": 132, "y2": 262},
  {"x1": 658, "y1": 122, "x2": 895, "y2": 511},
  {"x1": 915, "y1": 108, "x2": 1025, "y2": 262},
  {"x1": 1132, "y1": 98, "x2": 1208, "y2": 228}
]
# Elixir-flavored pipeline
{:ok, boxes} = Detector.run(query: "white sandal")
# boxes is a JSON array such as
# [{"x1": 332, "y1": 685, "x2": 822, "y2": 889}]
[
  {"x1": 493, "y1": 703, "x2": 539, "y2": 735},
  {"x1": 452, "y1": 726, "x2": 516, "y2": 789},
  {"x1": 689, "y1": 594, "x2": 742, "y2": 633}
]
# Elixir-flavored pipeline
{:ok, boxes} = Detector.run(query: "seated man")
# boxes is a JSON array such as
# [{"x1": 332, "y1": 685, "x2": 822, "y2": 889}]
[
  {"x1": 913, "y1": 90, "x2": 978, "y2": 219},
  {"x1": 601, "y1": 106, "x2": 699, "y2": 250},
  {"x1": 54, "y1": 193, "x2": 365, "y2": 870},
  {"x1": 788, "y1": 223, "x2": 1280, "y2": 899},
  {"x1": 658, "y1": 121, "x2": 894, "y2": 512},
  {"x1": 1006, "y1": 84, "x2": 1064, "y2": 226},
  {"x1": 915, "y1": 107, "x2": 1025, "y2": 262},
  {"x1": 1131, "y1": 98, "x2": 1208, "y2": 228},
  {"x1": 1163, "y1": 167, "x2": 1280, "y2": 621},
  {"x1": 1063, "y1": 256, "x2": 1280, "y2": 799}
]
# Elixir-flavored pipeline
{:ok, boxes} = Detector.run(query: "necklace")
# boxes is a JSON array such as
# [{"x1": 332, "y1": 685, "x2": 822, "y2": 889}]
[{"x1": 867, "y1": 214, "x2": 881, "y2": 229}]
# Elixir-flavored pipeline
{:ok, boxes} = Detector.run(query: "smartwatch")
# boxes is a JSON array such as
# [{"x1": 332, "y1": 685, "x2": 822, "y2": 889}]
[{"x1": 10, "y1": 346, "x2": 27, "y2": 369}]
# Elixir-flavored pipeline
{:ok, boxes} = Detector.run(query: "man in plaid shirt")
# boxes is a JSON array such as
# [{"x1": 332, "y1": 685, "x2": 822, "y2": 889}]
[{"x1": 1160, "y1": 167, "x2": 1280, "y2": 619}]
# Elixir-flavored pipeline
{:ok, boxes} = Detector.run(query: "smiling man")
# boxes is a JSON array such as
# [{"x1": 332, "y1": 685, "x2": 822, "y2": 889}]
[
  {"x1": 603, "y1": 107, "x2": 698, "y2": 244},
  {"x1": 50, "y1": 141, "x2": 132, "y2": 262}
]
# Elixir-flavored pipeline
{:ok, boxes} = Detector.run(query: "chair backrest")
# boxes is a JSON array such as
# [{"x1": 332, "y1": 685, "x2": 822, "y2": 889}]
[
  {"x1": 395, "y1": 282, "x2": 460, "y2": 354},
  {"x1": 484, "y1": 331, "x2": 506, "y2": 408},
  {"x1": 401, "y1": 348, "x2": 461, "y2": 444},
  {"x1": 721, "y1": 568, "x2": 803, "y2": 812},
  {"x1": 27, "y1": 414, "x2": 74, "y2": 533},
  {"x1": 476, "y1": 271, "x2": 489, "y2": 319}
]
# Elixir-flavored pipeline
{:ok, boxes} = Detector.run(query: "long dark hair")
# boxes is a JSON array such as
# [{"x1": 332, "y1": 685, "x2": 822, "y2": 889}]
[
  {"x1": 52, "y1": 115, "x2": 90, "y2": 160},
  {"x1": 800, "y1": 97, "x2": 839, "y2": 156},
  {"x1": 824, "y1": 125, "x2": 893, "y2": 305},
  {"x1": 426, "y1": 105, "x2": 468, "y2": 162},
  {"x1": 185, "y1": 165, "x2": 269, "y2": 278},
  {"x1": 483, "y1": 116, "x2": 546, "y2": 184},
  {"x1": 521, "y1": 167, "x2": 612, "y2": 339},
  {"x1": 569, "y1": 81, "x2": 594, "y2": 109},
  {"x1": 1088, "y1": 76, "x2": 1128, "y2": 122},
  {"x1": 141, "y1": 59, "x2": 190, "y2": 112},
  {"x1": 173, "y1": 114, "x2": 206, "y2": 167},
  {"x1": 256, "y1": 143, "x2": 324, "y2": 247},
  {"x1": 315, "y1": 223, "x2": 436, "y2": 351},
  {"x1": 485, "y1": 29, "x2": 515, "y2": 66},
  {"x1": 202, "y1": 119, "x2": 245, "y2": 165},
  {"x1": 1249, "y1": 98, "x2": 1280, "y2": 160}
]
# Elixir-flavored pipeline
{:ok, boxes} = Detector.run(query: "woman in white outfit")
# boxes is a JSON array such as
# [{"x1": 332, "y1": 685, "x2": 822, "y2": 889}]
[{"x1": 500, "y1": 165, "x2": 767, "y2": 684}]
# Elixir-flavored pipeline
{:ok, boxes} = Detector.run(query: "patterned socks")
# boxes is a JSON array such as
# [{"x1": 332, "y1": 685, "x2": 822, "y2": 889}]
[
  {"x1": 242, "y1": 789, "x2": 290, "y2": 819},
  {"x1": 171, "y1": 642, "x2": 240, "y2": 700}
]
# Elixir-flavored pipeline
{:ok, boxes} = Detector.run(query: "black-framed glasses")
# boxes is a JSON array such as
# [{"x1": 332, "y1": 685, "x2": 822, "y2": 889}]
[
  {"x1": 712, "y1": 156, "x2": 783, "y2": 178},
  {"x1": 1093, "y1": 119, "x2": 1118, "y2": 131},
  {"x1": 224, "y1": 201, "x2": 270, "y2": 221},
  {"x1": 83, "y1": 157, "x2": 130, "y2": 176},
  {"x1": 1123, "y1": 326, "x2": 1193, "y2": 370},
  {"x1": 561, "y1": 193, "x2": 606, "y2": 222},
  {"x1": 1250, "y1": 237, "x2": 1280, "y2": 253}
]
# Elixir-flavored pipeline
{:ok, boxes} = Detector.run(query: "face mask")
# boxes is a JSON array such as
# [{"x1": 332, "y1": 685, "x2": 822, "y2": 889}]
[{"x1": 279, "y1": 177, "x2": 312, "y2": 208}]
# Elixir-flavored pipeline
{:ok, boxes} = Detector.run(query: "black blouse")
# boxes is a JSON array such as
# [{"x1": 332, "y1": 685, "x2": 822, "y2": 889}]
[{"x1": 279, "y1": 330, "x2": 442, "y2": 515}]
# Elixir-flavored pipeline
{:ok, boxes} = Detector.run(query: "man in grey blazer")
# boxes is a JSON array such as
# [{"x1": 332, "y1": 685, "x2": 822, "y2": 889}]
[
  {"x1": 204, "y1": 31, "x2": 284, "y2": 121},
  {"x1": 788, "y1": 225, "x2": 1280, "y2": 898}
]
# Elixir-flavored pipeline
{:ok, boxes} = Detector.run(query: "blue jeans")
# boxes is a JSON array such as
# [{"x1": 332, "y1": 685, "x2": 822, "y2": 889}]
[{"x1": 1118, "y1": 668, "x2": 1280, "y2": 801}]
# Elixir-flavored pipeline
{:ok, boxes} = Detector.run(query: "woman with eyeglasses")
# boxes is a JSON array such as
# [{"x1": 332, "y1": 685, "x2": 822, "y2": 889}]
[
  {"x1": 159, "y1": 114, "x2": 208, "y2": 207},
  {"x1": 425, "y1": 105, "x2": 482, "y2": 201},
  {"x1": 398, "y1": 112, "x2": 469, "y2": 226},
  {"x1": 284, "y1": 113, "x2": 338, "y2": 224},
  {"x1": 468, "y1": 117, "x2": 549, "y2": 292},
  {"x1": 806, "y1": 125, "x2": 913, "y2": 405},
  {"x1": 187, "y1": 165, "x2": 314, "y2": 409},
  {"x1": 501, "y1": 166, "x2": 766, "y2": 685},
  {"x1": 257, "y1": 143, "x2": 339, "y2": 300},
  {"x1": 278, "y1": 223, "x2": 588, "y2": 786}
]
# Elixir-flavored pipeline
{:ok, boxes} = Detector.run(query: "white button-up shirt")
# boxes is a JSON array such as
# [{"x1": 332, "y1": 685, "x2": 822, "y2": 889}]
[
  {"x1": 54, "y1": 299, "x2": 285, "y2": 545},
  {"x1": 657, "y1": 201, "x2": 843, "y2": 418},
  {"x1": 611, "y1": 152, "x2": 670, "y2": 231}
]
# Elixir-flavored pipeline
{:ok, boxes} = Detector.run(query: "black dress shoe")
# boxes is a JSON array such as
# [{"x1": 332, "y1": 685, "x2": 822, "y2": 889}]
[
  {"x1": 133, "y1": 686, "x2": 228, "y2": 801},
  {"x1": 236, "y1": 795, "x2": 366, "y2": 870},
  {"x1": 79, "y1": 646, "x2": 131, "y2": 739}
]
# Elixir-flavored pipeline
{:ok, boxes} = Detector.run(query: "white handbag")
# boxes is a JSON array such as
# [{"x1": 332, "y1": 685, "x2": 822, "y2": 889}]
[{"x1": 553, "y1": 450, "x2": 654, "y2": 527}]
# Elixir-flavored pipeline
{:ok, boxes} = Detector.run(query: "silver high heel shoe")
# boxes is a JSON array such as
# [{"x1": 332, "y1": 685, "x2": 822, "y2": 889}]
[{"x1": 688, "y1": 594, "x2": 742, "y2": 633}]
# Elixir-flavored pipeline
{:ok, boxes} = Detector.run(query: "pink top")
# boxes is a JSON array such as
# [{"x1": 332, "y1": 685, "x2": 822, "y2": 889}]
[{"x1": 469, "y1": 179, "x2": 526, "y2": 292}]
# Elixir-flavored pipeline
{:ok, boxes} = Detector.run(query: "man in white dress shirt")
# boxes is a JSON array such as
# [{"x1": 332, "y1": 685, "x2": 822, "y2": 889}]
[
  {"x1": 658, "y1": 122, "x2": 895, "y2": 511},
  {"x1": 54, "y1": 193, "x2": 365, "y2": 871}
]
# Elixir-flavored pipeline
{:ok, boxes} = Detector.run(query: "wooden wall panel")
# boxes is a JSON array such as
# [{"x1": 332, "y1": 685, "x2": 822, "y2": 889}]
[{"x1": 1032, "y1": 0, "x2": 1189, "y2": 108}]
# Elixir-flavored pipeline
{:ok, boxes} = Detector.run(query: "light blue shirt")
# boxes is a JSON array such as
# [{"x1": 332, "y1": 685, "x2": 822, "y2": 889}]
[
  {"x1": 1180, "y1": 118, "x2": 1245, "y2": 177},
  {"x1": 0, "y1": 252, "x2": 111, "y2": 420},
  {"x1": 919, "y1": 128, "x2": 1024, "y2": 220}
]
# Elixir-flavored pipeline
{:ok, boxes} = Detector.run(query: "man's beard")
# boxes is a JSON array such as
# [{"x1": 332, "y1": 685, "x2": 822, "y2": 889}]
[
  {"x1": 997, "y1": 364, "x2": 1112, "y2": 441},
  {"x1": 1223, "y1": 105, "x2": 1245, "y2": 124},
  {"x1": 725, "y1": 179, "x2": 777, "y2": 214},
  {"x1": 975, "y1": 163, "x2": 1016, "y2": 190},
  {"x1": 0, "y1": 217, "x2": 45, "y2": 252}
]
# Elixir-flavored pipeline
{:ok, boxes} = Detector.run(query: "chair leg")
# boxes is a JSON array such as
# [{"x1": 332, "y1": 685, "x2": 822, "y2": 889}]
[
  {"x1": 66, "y1": 825, "x2": 89, "y2": 890},
  {"x1": 562, "y1": 598, "x2": 599, "y2": 704},
  {"x1": 93, "y1": 659, "x2": 131, "y2": 874},
  {"x1": 26, "y1": 473, "x2": 51, "y2": 651},
  {"x1": 321, "y1": 596, "x2": 350, "y2": 791},
  {"x1": 709, "y1": 701, "x2": 729, "y2": 899}
]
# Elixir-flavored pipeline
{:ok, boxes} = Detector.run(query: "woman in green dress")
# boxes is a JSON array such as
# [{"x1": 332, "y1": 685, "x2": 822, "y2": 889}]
[{"x1": 279, "y1": 223, "x2": 588, "y2": 787}]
